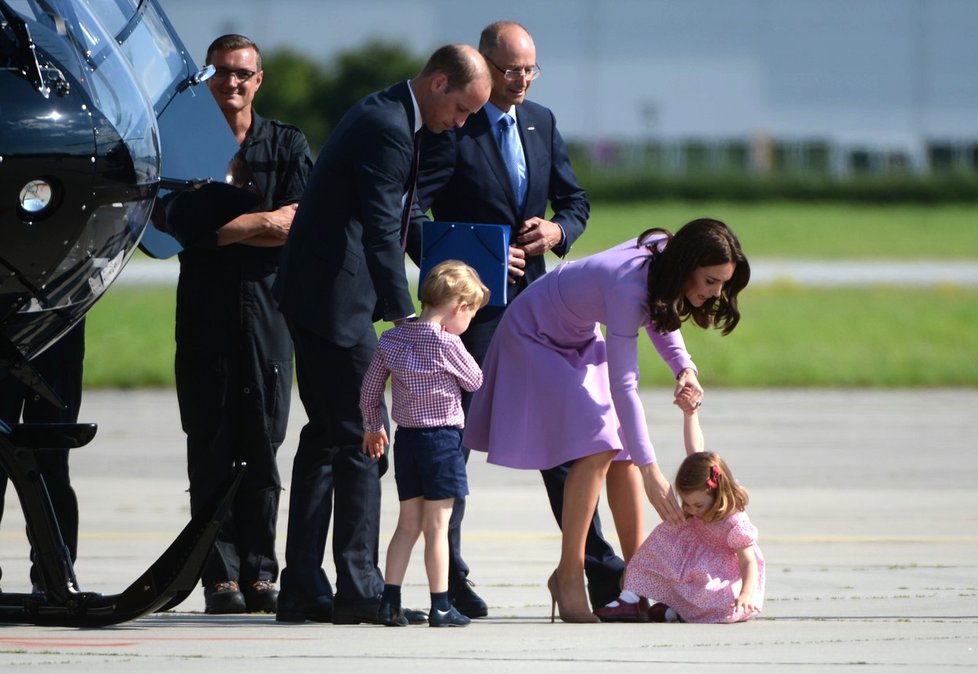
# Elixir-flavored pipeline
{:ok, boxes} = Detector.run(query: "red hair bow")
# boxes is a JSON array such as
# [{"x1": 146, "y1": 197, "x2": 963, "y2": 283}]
[{"x1": 706, "y1": 466, "x2": 721, "y2": 490}]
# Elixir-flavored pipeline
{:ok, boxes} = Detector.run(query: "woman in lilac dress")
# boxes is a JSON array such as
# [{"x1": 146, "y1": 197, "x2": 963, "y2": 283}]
[{"x1": 463, "y1": 218, "x2": 750, "y2": 622}]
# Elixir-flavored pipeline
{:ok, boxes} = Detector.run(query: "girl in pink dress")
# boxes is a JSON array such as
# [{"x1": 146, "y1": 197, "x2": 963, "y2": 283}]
[{"x1": 595, "y1": 412, "x2": 765, "y2": 624}]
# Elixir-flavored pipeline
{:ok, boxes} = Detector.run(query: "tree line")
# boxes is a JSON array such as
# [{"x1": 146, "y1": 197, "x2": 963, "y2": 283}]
[
  {"x1": 256, "y1": 39, "x2": 423, "y2": 154},
  {"x1": 251, "y1": 40, "x2": 978, "y2": 203}
]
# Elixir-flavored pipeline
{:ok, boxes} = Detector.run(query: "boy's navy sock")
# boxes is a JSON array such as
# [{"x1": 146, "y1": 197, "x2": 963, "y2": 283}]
[{"x1": 430, "y1": 591, "x2": 450, "y2": 611}]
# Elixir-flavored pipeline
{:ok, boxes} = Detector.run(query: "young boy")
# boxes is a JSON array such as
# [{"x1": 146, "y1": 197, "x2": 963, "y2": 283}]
[{"x1": 359, "y1": 260, "x2": 489, "y2": 627}]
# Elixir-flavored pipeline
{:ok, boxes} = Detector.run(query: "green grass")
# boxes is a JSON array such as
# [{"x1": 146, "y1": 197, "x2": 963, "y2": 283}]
[
  {"x1": 84, "y1": 283, "x2": 978, "y2": 389},
  {"x1": 83, "y1": 287, "x2": 176, "y2": 388},
  {"x1": 577, "y1": 201, "x2": 978, "y2": 259},
  {"x1": 82, "y1": 200, "x2": 978, "y2": 389},
  {"x1": 637, "y1": 284, "x2": 978, "y2": 388}
]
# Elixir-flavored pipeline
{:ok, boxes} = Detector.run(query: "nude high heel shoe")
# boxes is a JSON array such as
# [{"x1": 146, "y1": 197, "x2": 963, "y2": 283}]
[
  {"x1": 547, "y1": 570, "x2": 599, "y2": 624},
  {"x1": 547, "y1": 571, "x2": 558, "y2": 623}
]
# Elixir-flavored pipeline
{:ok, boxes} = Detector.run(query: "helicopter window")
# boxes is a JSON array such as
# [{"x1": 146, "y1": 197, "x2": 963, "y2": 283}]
[
  {"x1": 80, "y1": 0, "x2": 135, "y2": 35},
  {"x1": 107, "y1": 1, "x2": 185, "y2": 110},
  {"x1": 4, "y1": 0, "x2": 105, "y2": 70},
  {"x1": 3, "y1": 1, "x2": 186, "y2": 110},
  {"x1": 8, "y1": 0, "x2": 161, "y2": 183},
  {"x1": 3, "y1": 0, "x2": 36, "y2": 19}
]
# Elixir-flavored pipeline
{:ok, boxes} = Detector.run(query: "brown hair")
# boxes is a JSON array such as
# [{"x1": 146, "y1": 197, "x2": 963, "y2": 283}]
[
  {"x1": 205, "y1": 34, "x2": 262, "y2": 70},
  {"x1": 675, "y1": 452, "x2": 749, "y2": 523},
  {"x1": 420, "y1": 44, "x2": 488, "y2": 93},
  {"x1": 639, "y1": 218, "x2": 750, "y2": 335},
  {"x1": 419, "y1": 260, "x2": 490, "y2": 310}
]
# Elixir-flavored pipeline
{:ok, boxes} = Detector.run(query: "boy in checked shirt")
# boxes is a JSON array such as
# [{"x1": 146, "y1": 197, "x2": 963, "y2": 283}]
[{"x1": 360, "y1": 261, "x2": 489, "y2": 627}]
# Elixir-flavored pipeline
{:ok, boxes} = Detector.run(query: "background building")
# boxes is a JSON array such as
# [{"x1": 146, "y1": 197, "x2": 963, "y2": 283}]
[{"x1": 164, "y1": 0, "x2": 978, "y2": 175}]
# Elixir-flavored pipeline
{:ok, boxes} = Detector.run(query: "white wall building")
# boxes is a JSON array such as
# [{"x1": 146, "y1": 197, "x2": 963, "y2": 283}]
[{"x1": 163, "y1": 0, "x2": 978, "y2": 171}]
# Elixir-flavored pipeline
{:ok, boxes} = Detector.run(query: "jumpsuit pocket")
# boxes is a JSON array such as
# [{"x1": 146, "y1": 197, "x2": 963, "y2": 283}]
[{"x1": 262, "y1": 358, "x2": 293, "y2": 444}]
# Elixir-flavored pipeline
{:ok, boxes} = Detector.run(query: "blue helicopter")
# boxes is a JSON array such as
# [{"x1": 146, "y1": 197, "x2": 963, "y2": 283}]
[{"x1": 1, "y1": 0, "x2": 247, "y2": 626}]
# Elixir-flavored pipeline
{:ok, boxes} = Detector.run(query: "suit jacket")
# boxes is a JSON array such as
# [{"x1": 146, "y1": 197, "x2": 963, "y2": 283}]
[
  {"x1": 275, "y1": 81, "x2": 417, "y2": 347},
  {"x1": 408, "y1": 100, "x2": 589, "y2": 303}
]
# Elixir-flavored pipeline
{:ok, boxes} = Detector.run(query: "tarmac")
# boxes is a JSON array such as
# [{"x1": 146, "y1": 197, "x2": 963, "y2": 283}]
[{"x1": 1, "y1": 387, "x2": 976, "y2": 672}]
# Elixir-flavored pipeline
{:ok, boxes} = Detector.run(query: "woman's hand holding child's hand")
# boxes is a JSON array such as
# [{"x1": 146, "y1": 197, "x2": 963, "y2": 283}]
[{"x1": 674, "y1": 385, "x2": 701, "y2": 414}]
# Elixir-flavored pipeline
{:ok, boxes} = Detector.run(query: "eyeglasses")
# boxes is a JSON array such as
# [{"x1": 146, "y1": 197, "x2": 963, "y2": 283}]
[
  {"x1": 212, "y1": 68, "x2": 258, "y2": 82},
  {"x1": 485, "y1": 57, "x2": 541, "y2": 82}
]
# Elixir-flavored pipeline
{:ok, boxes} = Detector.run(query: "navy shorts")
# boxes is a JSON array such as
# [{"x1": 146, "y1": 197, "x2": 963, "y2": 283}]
[{"x1": 392, "y1": 427, "x2": 469, "y2": 501}]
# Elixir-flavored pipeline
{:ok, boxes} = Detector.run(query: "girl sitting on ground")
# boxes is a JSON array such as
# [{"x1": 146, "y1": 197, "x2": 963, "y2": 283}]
[{"x1": 595, "y1": 395, "x2": 765, "y2": 624}]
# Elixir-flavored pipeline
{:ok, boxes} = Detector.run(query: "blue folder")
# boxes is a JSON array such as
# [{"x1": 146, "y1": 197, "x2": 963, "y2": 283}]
[{"x1": 419, "y1": 221, "x2": 511, "y2": 307}]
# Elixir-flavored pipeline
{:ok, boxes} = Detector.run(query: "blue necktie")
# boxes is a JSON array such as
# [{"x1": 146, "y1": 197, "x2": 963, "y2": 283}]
[{"x1": 498, "y1": 114, "x2": 526, "y2": 207}]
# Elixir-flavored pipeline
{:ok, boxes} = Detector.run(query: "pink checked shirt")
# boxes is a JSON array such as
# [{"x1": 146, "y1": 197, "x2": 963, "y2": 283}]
[{"x1": 359, "y1": 320, "x2": 483, "y2": 433}]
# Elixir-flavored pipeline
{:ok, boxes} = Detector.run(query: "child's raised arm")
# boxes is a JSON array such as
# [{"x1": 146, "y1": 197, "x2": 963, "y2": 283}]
[{"x1": 674, "y1": 385, "x2": 705, "y2": 454}]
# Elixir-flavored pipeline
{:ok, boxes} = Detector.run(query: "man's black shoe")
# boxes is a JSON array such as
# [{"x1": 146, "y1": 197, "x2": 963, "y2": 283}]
[
  {"x1": 333, "y1": 597, "x2": 383, "y2": 625},
  {"x1": 204, "y1": 581, "x2": 247, "y2": 615},
  {"x1": 377, "y1": 601, "x2": 408, "y2": 626},
  {"x1": 450, "y1": 579, "x2": 488, "y2": 618},
  {"x1": 275, "y1": 596, "x2": 335, "y2": 623},
  {"x1": 243, "y1": 580, "x2": 279, "y2": 614},
  {"x1": 428, "y1": 605, "x2": 471, "y2": 627},
  {"x1": 403, "y1": 608, "x2": 428, "y2": 625}
]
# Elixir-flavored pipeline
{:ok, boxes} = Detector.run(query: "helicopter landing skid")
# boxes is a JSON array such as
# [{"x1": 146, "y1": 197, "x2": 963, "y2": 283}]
[{"x1": 0, "y1": 422, "x2": 243, "y2": 626}]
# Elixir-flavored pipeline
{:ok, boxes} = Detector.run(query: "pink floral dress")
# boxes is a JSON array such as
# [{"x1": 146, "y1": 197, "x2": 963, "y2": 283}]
[{"x1": 623, "y1": 510, "x2": 765, "y2": 623}]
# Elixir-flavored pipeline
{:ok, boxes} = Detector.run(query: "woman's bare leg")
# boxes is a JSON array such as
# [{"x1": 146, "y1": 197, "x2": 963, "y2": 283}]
[
  {"x1": 554, "y1": 450, "x2": 616, "y2": 620},
  {"x1": 606, "y1": 460, "x2": 644, "y2": 562}
]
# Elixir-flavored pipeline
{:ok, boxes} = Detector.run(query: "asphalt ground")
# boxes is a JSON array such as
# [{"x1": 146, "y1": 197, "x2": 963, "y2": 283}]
[{"x1": 1, "y1": 388, "x2": 976, "y2": 672}]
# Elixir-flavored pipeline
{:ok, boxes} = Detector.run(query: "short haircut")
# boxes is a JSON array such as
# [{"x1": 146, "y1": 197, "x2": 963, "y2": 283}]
[
  {"x1": 419, "y1": 260, "x2": 490, "y2": 310},
  {"x1": 420, "y1": 44, "x2": 486, "y2": 93},
  {"x1": 206, "y1": 34, "x2": 262, "y2": 70},
  {"x1": 478, "y1": 20, "x2": 530, "y2": 57}
]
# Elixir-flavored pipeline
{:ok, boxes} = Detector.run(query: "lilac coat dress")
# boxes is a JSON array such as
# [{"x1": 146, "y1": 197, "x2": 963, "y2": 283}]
[{"x1": 462, "y1": 236, "x2": 695, "y2": 470}]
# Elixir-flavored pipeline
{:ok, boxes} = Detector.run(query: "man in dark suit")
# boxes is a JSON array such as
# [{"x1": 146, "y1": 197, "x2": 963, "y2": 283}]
[
  {"x1": 273, "y1": 44, "x2": 491, "y2": 625},
  {"x1": 408, "y1": 21, "x2": 625, "y2": 617}
]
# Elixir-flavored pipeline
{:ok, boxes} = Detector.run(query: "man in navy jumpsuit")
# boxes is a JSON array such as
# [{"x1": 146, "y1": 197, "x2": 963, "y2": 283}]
[{"x1": 170, "y1": 34, "x2": 312, "y2": 614}]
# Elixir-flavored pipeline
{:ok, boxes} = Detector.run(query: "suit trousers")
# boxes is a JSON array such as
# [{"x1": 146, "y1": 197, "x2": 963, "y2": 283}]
[
  {"x1": 454, "y1": 306, "x2": 625, "y2": 604},
  {"x1": 279, "y1": 320, "x2": 385, "y2": 606}
]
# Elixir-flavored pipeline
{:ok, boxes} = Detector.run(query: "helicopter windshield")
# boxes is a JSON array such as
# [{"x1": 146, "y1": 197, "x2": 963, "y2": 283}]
[{"x1": 3, "y1": 0, "x2": 159, "y2": 185}]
